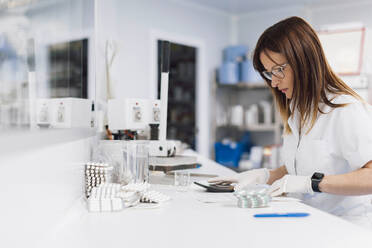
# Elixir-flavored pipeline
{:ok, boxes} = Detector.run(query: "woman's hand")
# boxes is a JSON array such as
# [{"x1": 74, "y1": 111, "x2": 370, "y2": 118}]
[
  {"x1": 268, "y1": 175, "x2": 313, "y2": 196},
  {"x1": 208, "y1": 168, "x2": 270, "y2": 186}
]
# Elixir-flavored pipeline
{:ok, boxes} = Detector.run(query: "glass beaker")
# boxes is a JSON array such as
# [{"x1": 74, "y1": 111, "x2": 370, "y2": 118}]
[
  {"x1": 174, "y1": 170, "x2": 190, "y2": 191},
  {"x1": 122, "y1": 141, "x2": 149, "y2": 184}
]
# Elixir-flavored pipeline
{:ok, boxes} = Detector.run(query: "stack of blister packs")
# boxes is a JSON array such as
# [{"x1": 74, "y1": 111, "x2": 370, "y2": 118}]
[
  {"x1": 233, "y1": 185, "x2": 271, "y2": 208},
  {"x1": 87, "y1": 182, "x2": 171, "y2": 212},
  {"x1": 85, "y1": 162, "x2": 113, "y2": 198},
  {"x1": 88, "y1": 183, "x2": 126, "y2": 212}
]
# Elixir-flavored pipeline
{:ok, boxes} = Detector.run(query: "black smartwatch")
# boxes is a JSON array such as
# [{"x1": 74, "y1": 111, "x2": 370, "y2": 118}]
[{"x1": 311, "y1": 172, "x2": 325, "y2": 193}]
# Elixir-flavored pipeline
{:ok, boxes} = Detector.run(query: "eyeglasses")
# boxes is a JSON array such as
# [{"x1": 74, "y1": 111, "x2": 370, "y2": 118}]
[{"x1": 262, "y1": 63, "x2": 287, "y2": 81}]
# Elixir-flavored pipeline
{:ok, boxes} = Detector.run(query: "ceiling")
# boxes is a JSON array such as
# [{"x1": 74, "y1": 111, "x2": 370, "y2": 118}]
[{"x1": 181, "y1": 0, "x2": 370, "y2": 14}]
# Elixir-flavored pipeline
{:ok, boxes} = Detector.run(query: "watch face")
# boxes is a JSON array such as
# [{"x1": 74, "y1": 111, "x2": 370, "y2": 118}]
[{"x1": 313, "y1": 172, "x2": 324, "y2": 180}]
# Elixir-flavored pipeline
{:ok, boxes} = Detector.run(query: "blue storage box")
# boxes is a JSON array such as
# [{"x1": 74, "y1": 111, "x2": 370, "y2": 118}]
[
  {"x1": 215, "y1": 142, "x2": 244, "y2": 168},
  {"x1": 218, "y1": 61, "x2": 239, "y2": 84},
  {"x1": 223, "y1": 45, "x2": 248, "y2": 62},
  {"x1": 240, "y1": 59, "x2": 262, "y2": 83}
]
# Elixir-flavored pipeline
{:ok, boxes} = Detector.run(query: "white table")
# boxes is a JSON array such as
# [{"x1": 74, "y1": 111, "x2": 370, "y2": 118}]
[{"x1": 43, "y1": 151, "x2": 372, "y2": 248}]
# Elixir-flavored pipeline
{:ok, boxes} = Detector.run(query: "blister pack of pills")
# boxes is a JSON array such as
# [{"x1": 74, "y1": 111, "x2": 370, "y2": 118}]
[
  {"x1": 87, "y1": 183, "x2": 170, "y2": 212},
  {"x1": 87, "y1": 183, "x2": 127, "y2": 212},
  {"x1": 140, "y1": 190, "x2": 171, "y2": 203},
  {"x1": 121, "y1": 182, "x2": 150, "y2": 193},
  {"x1": 233, "y1": 184, "x2": 271, "y2": 208}
]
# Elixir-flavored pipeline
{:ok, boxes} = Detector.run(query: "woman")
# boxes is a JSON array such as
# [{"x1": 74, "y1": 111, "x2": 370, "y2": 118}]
[{"x1": 210, "y1": 16, "x2": 372, "y2": 227}]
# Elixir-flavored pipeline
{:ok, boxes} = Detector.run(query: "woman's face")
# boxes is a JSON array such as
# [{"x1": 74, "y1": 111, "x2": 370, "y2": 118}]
[{"x1": 259, "y1": 50, "x2": 294, "y2": 99}]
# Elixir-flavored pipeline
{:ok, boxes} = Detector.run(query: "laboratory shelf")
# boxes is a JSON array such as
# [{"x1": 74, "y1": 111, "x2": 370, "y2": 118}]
[
  {"x1": 216, "y1": 124, "x2": 278, "y2": 132},
  {"x1": 212, "y1": 76, "x2": 282, "y2": 147},
  {"x1": 216, "y1": 82, "x2": 268, "y2": 89},
  {"x1": 244, "y1": 124, "x2": 278, "y2": 131}
]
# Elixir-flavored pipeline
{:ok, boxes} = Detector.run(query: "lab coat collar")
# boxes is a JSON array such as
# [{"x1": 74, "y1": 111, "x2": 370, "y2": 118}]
[
  {"x1": 288, "y1": 112, "x2": 300, "y2": 139},
  {"x1": 287, "y1": 100, "x2": 300, "y2": 139}
]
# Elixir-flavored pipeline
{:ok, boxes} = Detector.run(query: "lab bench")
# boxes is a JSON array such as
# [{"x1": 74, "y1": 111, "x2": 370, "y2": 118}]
[{"x1": 43, "y1": 151, "x2": 372, "y2": 248}]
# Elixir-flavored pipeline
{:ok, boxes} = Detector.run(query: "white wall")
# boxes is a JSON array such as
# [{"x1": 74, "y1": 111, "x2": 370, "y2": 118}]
[
  {"x1": 95, "y1": 0, "x2": 232, "y2": 157},
  {"x1": 236, "y1": 5, "x2": 309, "y2": 51},
  {"x1": 305, "y1": 1, "x2": 372, "y2": 30},
  {"x1": 307, "y1": 1, "x2": 372, "y2": 103}
]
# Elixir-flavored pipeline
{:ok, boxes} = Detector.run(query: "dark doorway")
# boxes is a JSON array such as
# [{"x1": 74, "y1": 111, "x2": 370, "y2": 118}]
[
  {"x1": 48, "y1": 38, "x2": 88, "y2": 99},
  {"x1": 157, "y1": 40, "x2": 197, "y2": 149}
]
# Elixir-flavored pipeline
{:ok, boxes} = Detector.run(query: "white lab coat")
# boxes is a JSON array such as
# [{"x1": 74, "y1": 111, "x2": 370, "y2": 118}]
[{"x1": 282, "y1": 94, "x2": 372, "y2": 227}]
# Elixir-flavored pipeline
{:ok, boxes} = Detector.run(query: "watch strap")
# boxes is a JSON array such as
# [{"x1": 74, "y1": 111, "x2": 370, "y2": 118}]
[{"x1": 311, "y1": 172, "x2": 324, "y2": 193}]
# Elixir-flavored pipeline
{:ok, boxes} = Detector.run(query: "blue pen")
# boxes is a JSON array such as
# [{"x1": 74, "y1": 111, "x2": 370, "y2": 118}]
[{"x1": 254, "y1": 212, "x2": 310, "y2": 218}]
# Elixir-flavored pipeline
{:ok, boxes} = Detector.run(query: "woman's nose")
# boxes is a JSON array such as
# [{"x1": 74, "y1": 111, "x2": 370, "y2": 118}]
[{"x1": 271, "y1": 78, "x2": 279, "y2": 88}]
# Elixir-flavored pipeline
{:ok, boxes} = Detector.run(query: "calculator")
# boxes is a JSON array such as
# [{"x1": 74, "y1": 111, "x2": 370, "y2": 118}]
[{"x1": 194, "y1": 182, "x2": 235, "y2": 192}]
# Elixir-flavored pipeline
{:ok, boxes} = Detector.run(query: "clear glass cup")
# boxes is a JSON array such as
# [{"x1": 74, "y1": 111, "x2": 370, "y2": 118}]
[
  {"x1": 174, "y1": 170, "x2": 190, "y2": 191},
  {"x1": 122, "y1": 141, "x2": 149, "y2": 184}
]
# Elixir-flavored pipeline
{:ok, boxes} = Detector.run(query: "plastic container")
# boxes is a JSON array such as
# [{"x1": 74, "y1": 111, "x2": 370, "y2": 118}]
[
  {"x1": 230, "y1": 105, "x2": 244, "y2": 126},
  {"x1": 215, "y1": 141, "x2": 244, "y2": 168},
  {"x1": 245, "y1": 104, "x2": 259, "y2": 126},
  {"x1": 259, "y1": 101, "x2": 272, "y2": 125}
]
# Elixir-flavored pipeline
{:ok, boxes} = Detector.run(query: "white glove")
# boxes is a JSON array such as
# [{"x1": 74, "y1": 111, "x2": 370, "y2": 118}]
[
  {"x1": 208, "y1": 168, "x2": 270, "y2": 186},
  {"x1": 268, "y1": 175, "x2": 313, "y2": 197}
]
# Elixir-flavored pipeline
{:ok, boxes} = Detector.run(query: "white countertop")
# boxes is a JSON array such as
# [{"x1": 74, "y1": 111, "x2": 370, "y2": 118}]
[{"x1": 42, "y1": 150, "x2": 372, "y2": 248}]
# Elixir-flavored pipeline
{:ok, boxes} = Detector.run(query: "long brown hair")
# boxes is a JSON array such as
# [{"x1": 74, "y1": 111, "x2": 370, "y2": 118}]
[{"x1": 253, "y1": 16, "x2": 362, "y2": 134}]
